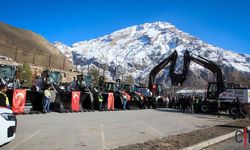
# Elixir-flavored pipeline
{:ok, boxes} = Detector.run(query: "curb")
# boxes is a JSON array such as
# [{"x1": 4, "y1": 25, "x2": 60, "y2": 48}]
[{"x1": 181, "y1": 125, "x2": 250, "y2": 150}]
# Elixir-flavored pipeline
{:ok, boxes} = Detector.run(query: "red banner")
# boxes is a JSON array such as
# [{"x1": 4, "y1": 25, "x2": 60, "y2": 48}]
[
  {"x1": 71, "y1": 91, "x2": 80, "y2": 111},
  {"x1": 12, "y1": 89, "x2": 26, "y2": 113}
]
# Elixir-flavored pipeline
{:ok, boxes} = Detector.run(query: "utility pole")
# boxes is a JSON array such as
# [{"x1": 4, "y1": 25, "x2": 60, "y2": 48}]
[
  {"x1": 48, "y1": 55, "x2": 52, "y2": 68},
  {"x1": 32, "y1": 51, "x2": 36, "y2": 65},
  {"x1": 87, "y1": 64, "x2": 89, "y2": 75},
  {"x1": 115, "y1": 49, "x2": 118, "y2": 80},
  {"x1": 62, "y1": 57, "x2": 66, "y2": 70},
  {"x1": 14, "y1": 47, "x2": 18, "y2": 62}
]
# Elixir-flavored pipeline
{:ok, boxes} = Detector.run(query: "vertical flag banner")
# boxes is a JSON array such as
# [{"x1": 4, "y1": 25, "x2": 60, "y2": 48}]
[
  {"x1": 12, "y1": 89, "x2": 26, "y2": 113},
  {"x1": 71, "y1": 91, "x2": 80, "y2": 111}
]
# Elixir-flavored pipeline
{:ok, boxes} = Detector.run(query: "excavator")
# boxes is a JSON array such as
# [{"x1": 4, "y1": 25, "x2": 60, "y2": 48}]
[
  {"x1": 149, "y1": 50, "x2": 249, "y2": 116},
  {"x1": 182, "y1": 51, "x2": 250, "y2": 116},
  {"x1": 148, "y1": 50, "x2": 191, "y2": 91},
  {"x1": 147, "y1": 50, "x2": 189, "y2": 108}
]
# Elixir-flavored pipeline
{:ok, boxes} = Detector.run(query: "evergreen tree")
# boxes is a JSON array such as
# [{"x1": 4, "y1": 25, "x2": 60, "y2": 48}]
[
  {"x1": 125, "y1": 74, "x2": 134, "y2": 85},
  {"x1": 88, "y1": 67, "x2": 100, "y2": 86},
  {"x1": 20, "y1": 62, "x2": 32, "y2": 87}
]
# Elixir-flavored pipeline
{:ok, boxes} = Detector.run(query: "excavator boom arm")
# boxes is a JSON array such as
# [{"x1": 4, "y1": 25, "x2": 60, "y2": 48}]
[{"x1": 148, "y1": 50, "x2": 178, "y2": 92}]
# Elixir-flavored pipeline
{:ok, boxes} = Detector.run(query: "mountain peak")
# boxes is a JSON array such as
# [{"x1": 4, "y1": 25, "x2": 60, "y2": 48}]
[
  {"x1": 55, "y1": 21, "x2": 250, "y2": 87},
  {"x1": 140, "y1": 21, "x2": 175, "y2": 29}
]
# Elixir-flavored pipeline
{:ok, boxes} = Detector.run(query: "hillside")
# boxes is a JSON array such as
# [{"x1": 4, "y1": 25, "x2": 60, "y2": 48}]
[
  {"x1": 55, "y1": 21, "x2": 250, "y2": 88},
  {"x1": 0, "y1": 22, "x2": 73, "y2": 70}
]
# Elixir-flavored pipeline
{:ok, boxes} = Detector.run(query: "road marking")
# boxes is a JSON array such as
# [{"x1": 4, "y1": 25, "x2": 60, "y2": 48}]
[
  {"x1": 10, "y1": 129, "x2": 41, "y2": 150},
  {"x1": 100, "y1": 124, "x2": 106, "y2": 150},
  {"x1": 140, "y1": 121, "x2": 164, "y2": 138}
]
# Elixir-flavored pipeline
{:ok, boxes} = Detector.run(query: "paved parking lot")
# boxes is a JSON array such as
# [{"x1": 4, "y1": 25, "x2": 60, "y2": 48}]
[{"x1": 2, "y1": 109, "x2": 232, "y2": 150}]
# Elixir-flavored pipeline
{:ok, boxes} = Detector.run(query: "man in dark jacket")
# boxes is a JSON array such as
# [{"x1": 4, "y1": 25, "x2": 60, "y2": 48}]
[{"x1": 0, "y1": 84, "x2": 10, "y2": 108}]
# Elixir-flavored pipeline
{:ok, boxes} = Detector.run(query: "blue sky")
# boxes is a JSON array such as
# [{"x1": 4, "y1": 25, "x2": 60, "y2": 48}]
[{"x1": 0, "y1": 0, "x2": 249, "y2": 54}]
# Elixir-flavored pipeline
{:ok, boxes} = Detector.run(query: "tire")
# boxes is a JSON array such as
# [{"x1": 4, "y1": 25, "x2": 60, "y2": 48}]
[
  {"x1": 229, "y1": 107, "x2": 237, "y2": 117},
  {"x1": 229, "y1": 107, "x2": 247, "y2": 118},
  {"x1": 201, "y1": 103, "x2": 210, "y2": 113},
  {"x1": 242, "y1": 109, "x2": 247, "y2": 118}
]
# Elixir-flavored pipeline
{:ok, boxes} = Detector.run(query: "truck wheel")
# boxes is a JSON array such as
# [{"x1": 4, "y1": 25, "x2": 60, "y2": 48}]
[
  {"x1": 229, "y1": 107, "x2": 237, "y2": 117},
  {"x1": 242, "y1": 109, "x2": 247, "y2": 118},
  {"x1": 201, "y1": 103, "x2": 210, "y2": 113}
]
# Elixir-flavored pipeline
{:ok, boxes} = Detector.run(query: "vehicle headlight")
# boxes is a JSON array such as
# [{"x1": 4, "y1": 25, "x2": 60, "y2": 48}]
[{"x1": 0, "y1": 113, "x2": 16, "y2": 121}]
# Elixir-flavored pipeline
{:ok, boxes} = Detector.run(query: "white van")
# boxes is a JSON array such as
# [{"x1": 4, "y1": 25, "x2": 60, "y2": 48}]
[{"x1": 0, "y1": 107, "x2": 16, "y2": 146}]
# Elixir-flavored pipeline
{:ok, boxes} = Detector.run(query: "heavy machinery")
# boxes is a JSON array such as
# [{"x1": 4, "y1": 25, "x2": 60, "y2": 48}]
[
  {"x1": 147, "y1": 50, "x2": 188, "y2": 108},
  {"x1": 100, "y1": 79, "x2": 123, "y2": 110},
  {"x1": 0, "y1": 63, "x2": 44, "y2": 113},
  {"x1": 51, "y1": 74, "x2": 98, "y2": 112},
  {"x1": 180, "y1": 51, "x2": 250, "y2": 116},
  {"x1": 0, "y1": 64, "x2": 18, "y2": 89},
  {"x1": 97, "y1": 77, "x2": 144, "y2": 110},
  {"x1": 41, "y1": 69, "x2": 64, "y2": 84},
  {"x1": 148, "y1": 50, "x2": 189, "y2": 94},
  {"x1": 148, "y1": 50, "x2": 249, "y2": 116},
  {"x1": 119, "y1": 82, "x2": 146, "y2": 109}
]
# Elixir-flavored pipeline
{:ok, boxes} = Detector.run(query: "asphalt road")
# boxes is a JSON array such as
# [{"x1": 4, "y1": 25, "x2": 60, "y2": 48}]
[{"x1": 2, "y1": 109, "x2": 232, "y2": 150}]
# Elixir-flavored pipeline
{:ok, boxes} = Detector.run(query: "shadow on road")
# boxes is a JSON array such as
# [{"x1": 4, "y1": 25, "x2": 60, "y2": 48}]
[{"x1": 155, "y1": 108, "x2": 181, "y2": 113}]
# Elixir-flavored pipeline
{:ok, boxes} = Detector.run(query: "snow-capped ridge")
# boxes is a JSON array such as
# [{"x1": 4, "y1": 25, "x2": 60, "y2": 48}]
[{"x1": 55, "y1": 21, "x2": 250, "y2": 86}]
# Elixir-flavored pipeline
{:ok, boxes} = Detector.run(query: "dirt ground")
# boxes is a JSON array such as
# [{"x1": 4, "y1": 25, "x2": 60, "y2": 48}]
[{"x1": 114, "y1": 119, "x2": 250, "y2": 150}]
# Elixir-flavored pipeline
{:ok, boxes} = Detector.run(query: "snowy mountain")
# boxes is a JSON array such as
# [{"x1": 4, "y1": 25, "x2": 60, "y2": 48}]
[{"x1": 55, "y1": 21, "x2": 250, "y2": 88}]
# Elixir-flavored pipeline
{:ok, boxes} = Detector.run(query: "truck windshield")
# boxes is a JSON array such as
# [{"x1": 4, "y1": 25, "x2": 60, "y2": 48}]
[
  {"x1": 105, "y1": 82, "x2": 116, "y2": 92},
  {"x1": 0, "y1": 65, "x2": 15, "y2": 81},
  {"x1": 49, "y1": 71, "x2": 62, "y2": 83}
]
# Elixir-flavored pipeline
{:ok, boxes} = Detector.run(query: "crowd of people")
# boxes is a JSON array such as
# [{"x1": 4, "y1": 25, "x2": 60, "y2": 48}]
[{"x1": 156, "y1": 95, "x2": 203, "y2": 114}]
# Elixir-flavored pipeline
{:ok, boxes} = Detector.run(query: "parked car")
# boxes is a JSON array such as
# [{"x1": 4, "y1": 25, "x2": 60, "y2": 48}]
[{"x1": 0, "y1": 107, "x2": 16, "y2": 146}]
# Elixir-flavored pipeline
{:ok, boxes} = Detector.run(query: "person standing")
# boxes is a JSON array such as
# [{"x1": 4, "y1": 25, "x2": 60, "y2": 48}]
[
  {"x1": 234, "y1": 97, "x2": 246, "y2": 119},
  {"x1": 188, "y1": 96, "x2": 194, "y2": 114},
  {"x1": 44, "y1": 86, "x2": 52, "y2": 113},
  {"x1": 35, "y1": 75, "x2": 43, "y2": 92},
  {"x1": 107, "y1": 90, "x2": 114, "y2": 111},
  {"x1": 179, "y1": 96, "x2": 185, "y2": 113},
  {"x1": 98, "y1": 92, "x2": 103, "y2": 111},
  {"x1": 0, "y1": 84, "x2": 10, "y2": 109},
  {"x1": 214, "y1": 100, "x2": 221, "y2": 118},
  {"x1": 165, "y1": 96, "x2": 169, "y2": 108},
  {"x1": 121, "y1": 91, "x2": 127, "y2": 110},
  {"x1": 70, "y1": 77, "x2": 77, "y2": 91}
]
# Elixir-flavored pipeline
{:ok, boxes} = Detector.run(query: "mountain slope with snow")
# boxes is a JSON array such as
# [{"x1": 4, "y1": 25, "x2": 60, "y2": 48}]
[{"x1": 55, "y1": 21, "x2": 250, "y2": 88}]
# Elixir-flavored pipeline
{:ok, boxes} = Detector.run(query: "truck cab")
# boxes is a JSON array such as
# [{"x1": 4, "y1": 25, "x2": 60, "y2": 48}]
[{"x1": 0, "y1": 64, "x2": 17, "y2": 88}]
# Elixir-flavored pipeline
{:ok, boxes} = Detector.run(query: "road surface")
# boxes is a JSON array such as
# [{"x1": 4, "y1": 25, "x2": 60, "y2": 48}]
[{"x1": 2, "y1": 109, "x2": 232, "y2": 150}]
